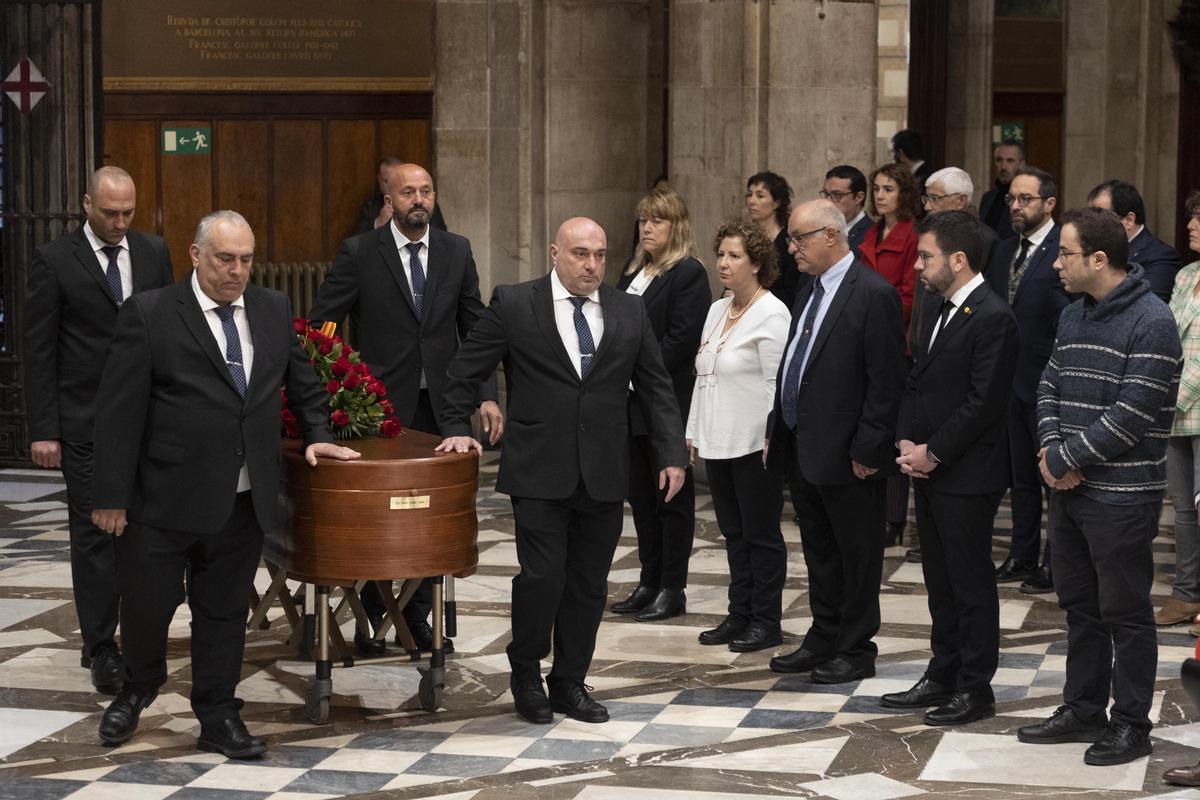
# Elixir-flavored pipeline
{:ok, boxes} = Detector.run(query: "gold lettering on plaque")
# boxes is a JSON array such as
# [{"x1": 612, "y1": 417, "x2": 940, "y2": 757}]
[{"x1": 390, "y1": 496, "x2": 431, "y2": 510}]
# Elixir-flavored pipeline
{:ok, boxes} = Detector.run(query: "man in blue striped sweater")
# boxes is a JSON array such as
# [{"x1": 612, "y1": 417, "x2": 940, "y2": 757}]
[{"x1": 1018, "y1": 207, "x2": 1182, "y2": 766}]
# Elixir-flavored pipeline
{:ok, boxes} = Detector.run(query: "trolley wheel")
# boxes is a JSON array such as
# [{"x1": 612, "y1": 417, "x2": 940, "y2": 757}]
[
  {"x1": 418, "y1": 667, "x2": 444, "y2": 711},
  {"x1": 305, "y1": 678, "x2": 332, "y2": 724}
]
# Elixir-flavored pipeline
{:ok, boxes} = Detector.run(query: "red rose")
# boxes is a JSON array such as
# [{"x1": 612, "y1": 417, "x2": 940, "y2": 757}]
[
  {"x1": 380, "y1": 418, "x2": 401, "y2": 437},
  {"x1": 326, "y1": 380, "x2": 341, "y2": 394},
  {"x1": 293, "y1": 318, "x2": 309, "y2": 334},
  {"x1": 331, "y1": 410, "x2": 349, "y2": 426},
  {"x1": 306, "y1": 329, "x2": 322, "y2": 342},
  {"x1": 331, "y1": 357, "x2": 351, "y2": 377},
  {"x1": 371, "y1": 380, "x2": 388, "y2": 397},
  {"x1": 343, "y1": 372, "x2": 362, "y2": 390},
  {"x1": 317, "y1": 340, "x2": 333, "y2": 355},
  {"x1": 281, "y1": 408, "x2": 296, "y2": 424},
  {"x1": 380, "y1": 399, "x2": 394, "y2": 415}
]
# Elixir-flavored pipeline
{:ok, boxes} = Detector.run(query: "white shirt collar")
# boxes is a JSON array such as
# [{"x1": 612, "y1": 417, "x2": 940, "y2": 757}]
[
  {"x1": 847, "y1": 209, "x2": 866, "y2": 230},
  {"x1": 818, "y1": 250, "x2": 855, "y2": 291},
  {"x1": 909, "y1": 160, "x2": 925, "y2": 175},
  {"x1": 944, "y1": 271, "x2": 986, "y2": 309},
  {"x1": 1023, "y1": 216, "x2": 1055, "y2": 248},
  {"x1": 83, "y1": 221, "x2": 128, "y2": 254},
  {"x1": 550, "y1": 268, "x2": 601, "y2": 303},
  {"x1": 391, "y1": 220, "x2": 431, "y2": 252},
  {"x1": 1129, "y1": 224, "x2": 1145, "y2": 243},
  {"x1": 190, "y1": 270, "x2": 245, "y2": 312}
]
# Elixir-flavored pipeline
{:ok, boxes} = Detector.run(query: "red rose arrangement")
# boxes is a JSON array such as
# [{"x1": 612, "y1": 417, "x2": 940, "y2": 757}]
[{"x1": 281, "y1": 319, "x2": 402, "y2": 440}]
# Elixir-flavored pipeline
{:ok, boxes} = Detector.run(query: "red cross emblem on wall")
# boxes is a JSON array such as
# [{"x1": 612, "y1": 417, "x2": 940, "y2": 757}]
[{"x1": 2, "y1": 58, "x2": 51, "y2": 114}]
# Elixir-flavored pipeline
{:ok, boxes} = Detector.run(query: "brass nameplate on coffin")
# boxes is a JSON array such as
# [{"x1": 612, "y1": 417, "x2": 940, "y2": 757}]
[{"x1": 390, "y1": 495, "x2": 431, "y2": 510}]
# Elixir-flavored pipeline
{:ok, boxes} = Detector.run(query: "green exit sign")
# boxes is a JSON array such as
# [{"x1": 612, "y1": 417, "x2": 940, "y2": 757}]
[{"x1": 162, "y1": 127, "x2": 211, "y2": 154}]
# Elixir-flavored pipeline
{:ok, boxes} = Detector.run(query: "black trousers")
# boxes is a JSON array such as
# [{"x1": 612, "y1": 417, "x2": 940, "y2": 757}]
[
  {"x1": 61, "y1": 439, "x2": 120, "y2": 658},
  {"x1": 791, "y1": 473, "x2": 884, "y2": 665},
  {"x1": 1050, "y1": 492, "x2": 1157, "y2": 730},
  {"x1": 506, "y1": 484, "x2": 624, "y2": 683},
  {"x1": 707, "y1": 452, "x2": 786, "y2": 629},
  {"x1": 627, "y1": 434, "x2": 695, "y2": 592},
  {"x1": 1008, "y1": 397, "x2": 1052, "y2": 564},
  {"x1": 914, "y1": 483, "x2": 1002, "y2": 694},
  {"x1": 117, "y1": 492, "x2": 263, "y2": 727},
  {"x1": 362, "y1": 389, "x2": 438, "y2": 625}
]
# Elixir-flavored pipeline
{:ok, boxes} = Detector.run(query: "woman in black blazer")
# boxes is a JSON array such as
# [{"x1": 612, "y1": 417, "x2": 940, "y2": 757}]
[
  {"x1": 746, "y1": 171, "x2": 802, "y2": 311},
  {"x1": 612, "y1": 189, "x2": 711, "y2": 622}
]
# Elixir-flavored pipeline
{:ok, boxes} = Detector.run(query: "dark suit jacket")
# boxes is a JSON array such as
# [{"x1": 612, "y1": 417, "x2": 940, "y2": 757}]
[
  {"x1": 914, "y1": 224, "x2": 1001, "y2": 346},
  {"x1": 93, "y1": 280, "x2": 333, "y2": 535},
  {"x1": 615, "y1": 256, "x2": 710, "y2": 434},
  {"x1": 897, "y1": 280, "x2": 1019, "y2": 495},
  {"x1": 765, "y1": 259, "x2": 906, "y2": 485},
  {"x1": 440, "y1": 276, "x2": 687, "y2": 503},
  {"x1": 979, "y1": 184, "x2": 1015, "y2": 240},
  {"x1": 848, "y1": 214, "x2": 873, "y2": 254},
  {"x1": 914, "y1": 161, "x2": 935, "y2": 194},
  {"x1": 23, "y1": 227, "x2": 174, "y2": 443},
  {"x1": 1129, "y1": 227, "x2": 1182, "y2": 303},
  {"x1": 309, "y1": 224, "x2": 495, "y2": 427},
  {"x1": 996, "y1": 224, "x2": 1071, "y2": 404}
]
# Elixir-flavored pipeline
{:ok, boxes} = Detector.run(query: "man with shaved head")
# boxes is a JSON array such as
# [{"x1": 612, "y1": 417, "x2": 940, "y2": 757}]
[
  {"x1": 437, "y1": 217, "x2": 687, "y2": 725},
  {"x1": 23, "y1": 165, "x2": 175, "y2": 695},
  {"x1": 311, "y1": 161, "x2": 502, "y2": 654},
  {"x1": 765, "y1": 199, "x2": 906, "y2": 684}
]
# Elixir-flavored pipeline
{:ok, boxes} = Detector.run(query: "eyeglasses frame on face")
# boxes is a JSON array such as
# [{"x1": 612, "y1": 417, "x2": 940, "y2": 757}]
[
  {"x1": 922, "y1": 192, "x2": 964, "y2": 206},
  {"x1": 1056, "y1": 249, "x2": 1087, "y2": 261},
  {"x1": 1004, "y1": 193, "x2": 1049, "y2": 208},
  {"x1": 915, "y1": 250, "x2": 951, "y2": 267},
  {"x1": 819, "y1": 189, "x2": 854, "y2": 201},
  {"x1": 788, "y1": 226, "x2": 828, "y2": 247}
]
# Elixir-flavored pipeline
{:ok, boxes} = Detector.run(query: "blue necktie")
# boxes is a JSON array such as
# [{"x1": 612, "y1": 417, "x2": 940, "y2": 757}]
[
  {"x1": 570, "y1": 296, "x2": 595, "y2": 378},
  {"x1": 406, "y1": 242, "x2": 425, "y2": 319},
  {"x1": 100, "y1": 245, "x2": 123, "y2": 304},
  {"x1": 214, "y1": 305, "x2": 247, "y2": 397},
  {"x1": 781, "y1": 279, "x2": 826, "y2": 430}
]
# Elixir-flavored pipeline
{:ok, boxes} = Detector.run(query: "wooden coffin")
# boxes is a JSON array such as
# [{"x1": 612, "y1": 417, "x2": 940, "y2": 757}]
[{"x1": 264, "y1": 429, "x2": 479, "y2": 586}]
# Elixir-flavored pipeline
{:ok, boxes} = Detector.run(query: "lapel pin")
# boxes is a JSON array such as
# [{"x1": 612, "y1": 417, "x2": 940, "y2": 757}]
[{"x1": 962, "y1": 306, "x2": 972, "y2": 315}]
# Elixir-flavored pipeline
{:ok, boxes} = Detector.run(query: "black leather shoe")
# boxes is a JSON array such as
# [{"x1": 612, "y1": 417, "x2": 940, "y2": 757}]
[
  {"x1": 635, "y1": 589, "x2": 686, "y2": 622},
  {"x1": 611, "y1": 584, "x2": 657, "y2": 614},
  {"x1": 404, "y1": 619, "x2": 454, "y2": 654},
  {"x1": 354, "y1": 614, "x2": 386, "y2": 656},
  {"x1": 198, "y1": 717, "x2": 267, "y2": 759},
  {"x1": 549, "y1": 680, "x2": 608, "y2": 723},
  {"x1": 812, "y1": 656, "x2": 875, "y2": 684},
  {"x1": 99, "y1": 686, "x2": 157, "y2": 746},
  {"x1": 89, "y1": 643, "x2": 124, "y2": 695},
  {"x1": 923, "y1": 691, "x2": 994, "y2": 726},
  {"x1": 1016, "y1": 705, "x2": 1107, "y2": 744},
  {"x1": 698, "y1": 615, "x2": 747, "y2": 646},
  {"x1": 769, "y1": 646, "x2": 828, "y2": 674},
  {"x1": 905, "y1": 547, "x2": 922, "y2": 563},
  {"x1": 511, "y1": 674, "x2": 552, "y2": 724},
  {"x1": 728, "y1": 623, "x2": 782, "y2": 653},
  {"x1": 880, "y1": 676, "x2": 954, "y2": 709},
  {"x1": 995, "y1": 557, "x2": 1037, "y2": 583},
  {"x1": 1019, "y1": 564, "x2": 1054, "y2": 594},
  {"x1": 884, "y1": 522, "x2": 905, "y2": 547},
  {"x1": 1084, "y1": 722, "x2": 1152, "y2": 766}
]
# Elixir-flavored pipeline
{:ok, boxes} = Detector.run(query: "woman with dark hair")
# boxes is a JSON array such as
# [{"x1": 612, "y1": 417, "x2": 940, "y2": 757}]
[
  {"x1": 610, "y1": 189, "x2": 711, "y2": 622},
  {"x1": 688, "y1": 220, "x2": 790, "y2": 651},
  {"x1": 746, "y1": 172, "x2": 802, "y2": 310},
  {"x1": 1161, "y1": 190, "x2": 1200, "y2": 629}
]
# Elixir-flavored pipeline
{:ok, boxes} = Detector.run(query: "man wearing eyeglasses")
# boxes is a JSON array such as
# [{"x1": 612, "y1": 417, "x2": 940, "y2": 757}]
[
  {"x1": 993, "y1": 166, "x2": 1070, "y2": 595},
  {"x1": 821, "y1": 166, "x2": 872, "y2": 252},
  {"x1": 310, "y1": 162, "x2": 504, "y2": 655}
]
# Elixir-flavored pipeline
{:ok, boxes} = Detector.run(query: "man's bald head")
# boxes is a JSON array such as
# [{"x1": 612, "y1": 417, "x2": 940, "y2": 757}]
[
  {"x1": 787, "y1": 199, "x2": 850, "y2": 275},
  {"x1": 550, "y1": 217, "x2": 607, "y2": 296},
  {"x1": 83, "y1": 166, "x2": 136, "y2": 245}
]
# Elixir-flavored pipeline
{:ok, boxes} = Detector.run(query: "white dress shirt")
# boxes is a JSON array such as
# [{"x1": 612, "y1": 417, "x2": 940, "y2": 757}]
[
  {"x1": 686, "y1": 292, "x2": 791, "y2": 459},
  {"x1": 780, "y1": 250, "x2": 855, "y2": 382},
  {"x1": 625, "y1": 269, "x2": 655, "y2": 296},
  {"x1": 550, "y1": 269, "x2": 604, "y2": 379},
  {"x1": 391, "y1": 221, "x2": 431, "y2": 388},
  {"x1": 83, "y1": 222, "x2": 133, "y2": 300},
  {"x1": 846, "y1": 209, "x2": 866, "y2": 232},
  {"x1": 1022, "y1": 216, "x2": 1055, "y2": 252},
  {"x1": 927, "y1": 271, "x2": 985, "y2": 348},
  {"x1": 191, "y1": 272, "x2": 254, "y2": 492}
]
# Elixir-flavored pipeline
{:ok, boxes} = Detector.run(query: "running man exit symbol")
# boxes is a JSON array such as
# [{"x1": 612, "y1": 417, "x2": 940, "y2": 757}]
[{"x1": 162, "y1": 127, "x2": 211, "y2": 154}]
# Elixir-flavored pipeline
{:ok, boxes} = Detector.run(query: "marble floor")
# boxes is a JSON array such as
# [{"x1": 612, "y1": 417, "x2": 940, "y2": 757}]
[{"x1": 0, "y1": 459, "x2": 1198, "y2": 798}]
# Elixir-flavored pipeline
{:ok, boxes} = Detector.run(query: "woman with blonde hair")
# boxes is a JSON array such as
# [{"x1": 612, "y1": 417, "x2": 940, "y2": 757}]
[{"x1": 611, "y1": 189, "x2": 711, "y2": 621}]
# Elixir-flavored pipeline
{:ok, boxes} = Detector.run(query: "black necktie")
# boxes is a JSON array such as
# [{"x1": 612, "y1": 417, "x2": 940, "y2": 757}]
[
  {"x1": 781, "y1": 279, "x2": 827, "y2": 430},
  {"x1": 1008, "y1": 238, "x2": 1033, "y2": 304},
  {"x1": 100, "y1": 245, "x2": 123, "y2": 304},
  {"x1": 407, "y1": 242, "x2": 425, "y2": 319},
  {"x1": 570, "y1": 296, "x2": 596, "y2": 378},
  {"x1": 929, "y1": 298, "x2": 954, "y2": 351},
  {"x1": 214, "y1": 305, "x2": 247, "y2": 397}
]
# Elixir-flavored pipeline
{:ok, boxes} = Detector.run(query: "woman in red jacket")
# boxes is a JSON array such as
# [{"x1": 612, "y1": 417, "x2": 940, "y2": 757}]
[{"x1": 859, "y1": 163, "x2": 920, "y2": 330}]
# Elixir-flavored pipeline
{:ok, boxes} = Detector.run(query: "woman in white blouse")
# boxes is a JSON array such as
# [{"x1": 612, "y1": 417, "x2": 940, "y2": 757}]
[{"x1": 687, "y1": 220, "x2": 791, "y2": 652}]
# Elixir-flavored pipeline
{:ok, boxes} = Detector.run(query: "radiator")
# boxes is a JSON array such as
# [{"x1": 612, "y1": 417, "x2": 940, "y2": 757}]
[{"x1": 250, "y1": 262, "x2": 352, "y2": 343}]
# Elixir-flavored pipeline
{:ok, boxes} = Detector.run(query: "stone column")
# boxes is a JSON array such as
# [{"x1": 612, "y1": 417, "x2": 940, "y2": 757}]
[
  {"x1": 1063, "y1": 0, "x2": 1180, "y2": 232},
  {"x1": 944, "y1": 0, "x2": 995, "y2": 196},
  {"x1": 669, "y1": 0, "x2": 878, "y2": 279}
]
